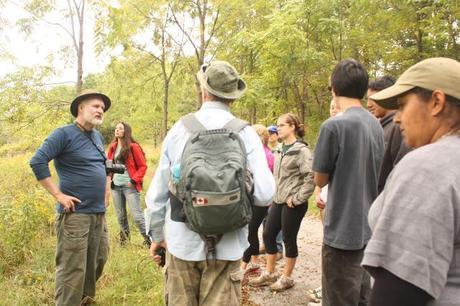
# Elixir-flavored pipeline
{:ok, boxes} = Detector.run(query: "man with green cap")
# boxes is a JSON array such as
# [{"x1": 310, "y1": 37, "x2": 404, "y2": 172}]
[
  {"x1": 362, "y1": 57, "x2": 460, "y2": 305},
  {"x1": 30, "y1": 90, "x2": 111, "y2": 305},
  {"x1": 145, "y1": 60, "x2": 276, "y2": 305}
]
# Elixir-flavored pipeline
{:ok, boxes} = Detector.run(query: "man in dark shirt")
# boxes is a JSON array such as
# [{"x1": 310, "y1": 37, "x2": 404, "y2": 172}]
[
  {"x1": 313, "y1": 59, "x2": 384, "y2": 306},
  {"x1": 367, "y1": 76, "x2": 412, "y2": 192},
  {"x1": 30, "y1": 90, "x2": 112, "y2": 306}
]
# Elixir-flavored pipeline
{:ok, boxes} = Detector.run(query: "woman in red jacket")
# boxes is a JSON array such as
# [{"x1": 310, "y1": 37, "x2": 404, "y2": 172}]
[{"x1": 107, "y1": 122, "x2": 149, "y2": 247}]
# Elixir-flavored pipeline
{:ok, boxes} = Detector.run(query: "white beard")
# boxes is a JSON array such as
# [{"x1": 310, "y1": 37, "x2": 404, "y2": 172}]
[
  {"x1": 91, "y1": 117, "x2": 104, "y2": 126},
  {"x1": 82, "y1": 111, "x2": 103, "y2": 126}
]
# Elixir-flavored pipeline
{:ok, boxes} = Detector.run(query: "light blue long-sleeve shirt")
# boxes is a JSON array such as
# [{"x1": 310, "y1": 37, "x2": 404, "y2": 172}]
[{"x1": 145, "y1": 101, "x2": 276, "y2": 261}]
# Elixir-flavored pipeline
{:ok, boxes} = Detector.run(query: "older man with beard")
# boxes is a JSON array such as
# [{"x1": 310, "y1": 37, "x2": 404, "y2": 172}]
[{"x1": 30, "y1": 90, "x2": 112, "y2": 306}]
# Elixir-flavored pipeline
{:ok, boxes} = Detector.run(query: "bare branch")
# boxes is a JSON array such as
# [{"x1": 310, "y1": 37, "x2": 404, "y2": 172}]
[
  {"x1": 132, "y1": 44, "x2": 162, "y2": 62},
  {"x1": 204, "y1": 9, "x2": 220, "y2": 51},
  {"x1": 66, "y1": 0, "x2": 79, "y2": 51},
  {"x1": 169, "y1": 3, "x2": 200, "y2": 60},
  {"x1": 41, "y1": 19, "x2": 76, "y2": 46}
]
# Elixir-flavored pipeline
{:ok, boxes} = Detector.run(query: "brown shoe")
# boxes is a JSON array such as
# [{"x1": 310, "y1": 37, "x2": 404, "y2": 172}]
[
  {"x1": 270, "y1": 275, "x2": 294, "y2": 291},
  {"x1": 248, "y1": 271, "x2": 279, "y2": 287}
]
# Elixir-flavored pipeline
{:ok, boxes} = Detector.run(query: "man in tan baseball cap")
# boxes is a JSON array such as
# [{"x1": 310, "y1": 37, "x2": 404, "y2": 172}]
[{"x1": 362, "y1": 57, "x2": 460, "y2": 305}]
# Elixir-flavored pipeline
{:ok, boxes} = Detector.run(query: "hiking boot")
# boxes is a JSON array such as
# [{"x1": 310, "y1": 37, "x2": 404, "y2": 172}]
[
  {"x1": 119, "y1": 230, "x2": 130, "y2": 246},
  {"x1": 248, "y1": 271, "x2": 279, "y2": 287},
  {"x1": 143, "y1": 235, "x2": 152, "y2": 249},
  {"x1": 270, "y1": 275, "x2": 294, "y2": 292}
]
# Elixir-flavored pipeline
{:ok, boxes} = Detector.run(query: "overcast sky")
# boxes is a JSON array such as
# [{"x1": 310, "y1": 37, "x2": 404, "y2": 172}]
[{"x1": 0, "y1": 1, "x2": 115, "y2": 85}]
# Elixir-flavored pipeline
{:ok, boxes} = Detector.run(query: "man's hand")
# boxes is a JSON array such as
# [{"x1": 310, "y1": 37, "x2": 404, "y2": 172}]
[
  {"x1": 56, "y1": 192, "x2": 81, "y2": 212},
  {"x1": 150, "y1": 240, "x2": 167, "y2": 266},
  {"x1": 286, "y1": 196, "x2": 295, "y2": 208}
]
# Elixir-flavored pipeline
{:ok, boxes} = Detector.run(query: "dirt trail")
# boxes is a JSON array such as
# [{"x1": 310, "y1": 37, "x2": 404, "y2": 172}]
[{"x1": 243, "y1": 215, "x2": 323, "y2": 306}]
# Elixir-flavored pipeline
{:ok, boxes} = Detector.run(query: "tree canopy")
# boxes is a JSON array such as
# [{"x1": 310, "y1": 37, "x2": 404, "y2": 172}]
[{"x1": 1, "y1": 0, "x2": 459, "y2": 151}]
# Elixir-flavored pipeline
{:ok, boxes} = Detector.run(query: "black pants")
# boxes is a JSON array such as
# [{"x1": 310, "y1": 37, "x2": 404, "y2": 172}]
[
  {"x1": 263, "y1": 203, "x2": 307, "y2": 258},
  {"x1": 322, "y1": 244, "x2": 371, "y2": 306},
  {"x1": 242, "y1": 206, "x2": 268, "y2": 263}
]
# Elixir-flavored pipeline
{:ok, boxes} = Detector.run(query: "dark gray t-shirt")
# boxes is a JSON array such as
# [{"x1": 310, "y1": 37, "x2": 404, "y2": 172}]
[
  {"x1": 313, "y1": 107, "x2": 384, "y2": 250},
  {"x1": 363, "y1": 135, "x2": 460, "y2": 305}
]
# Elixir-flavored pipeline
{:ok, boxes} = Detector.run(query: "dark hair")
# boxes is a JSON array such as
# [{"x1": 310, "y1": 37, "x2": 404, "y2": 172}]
[
  {"x1": 410, "y1": 87, "x2": 460, "y2": 108},
  {"x1": 331, "y1": 59, "x2": 369, "y2": 99},
  {"x1": 280, "y1": 113, "x2": 305, "y2": 139},
  {"x1": 112, "y1": 122, "x2": 138, "y2": 163},
  {"x1": 368, "y1": 76, "x2": 395, "y2": 92}
]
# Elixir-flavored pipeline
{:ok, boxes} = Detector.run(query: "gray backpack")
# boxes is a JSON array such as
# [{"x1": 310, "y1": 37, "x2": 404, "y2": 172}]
[{"x1": 169, "y1": 113, "x2": 253, "y2": 254}]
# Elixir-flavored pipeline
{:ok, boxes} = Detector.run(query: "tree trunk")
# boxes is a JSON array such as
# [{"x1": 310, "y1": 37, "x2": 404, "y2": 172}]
[
  {"x1": 77, "y1": 42, "x2": 83, "y2": 95},
  {"x1": 250, "y1": 105, "x2": 256, "y2": 124},
  {"x1": 196, "y1": 0, "x2": 206, "y2": 108},
  {"x1": 163, "y1": 82, "x2": 169, "y2": 138},
  {"x1": 76, "y1": 0, "x2": 85, "y2": 95}
]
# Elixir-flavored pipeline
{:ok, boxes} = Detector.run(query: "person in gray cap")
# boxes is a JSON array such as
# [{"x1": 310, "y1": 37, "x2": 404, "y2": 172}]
[
  {"x1": 145, "y1": 60, "x2": 275, "y2": 305},
  {"x1": 362, "y1": 57, "x2": 460, "y2": 306},
  {"x1": 29, "y1": 90, "x2": 111, "y2": 305}
]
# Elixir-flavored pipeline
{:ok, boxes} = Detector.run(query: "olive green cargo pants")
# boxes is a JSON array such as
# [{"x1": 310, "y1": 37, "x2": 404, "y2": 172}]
[
  {"x1": 55, "y1": 213, "x2": 109, "y2": 306},
  {"x1": 164, "y1": 252, "x2": 241, "y2": 306}
]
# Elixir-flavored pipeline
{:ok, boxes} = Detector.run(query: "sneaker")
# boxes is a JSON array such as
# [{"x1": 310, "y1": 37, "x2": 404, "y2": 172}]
[
  {"x1": 248, "y1": 271, "x2": 279, "y2": 287},
  {"x1": 246, "y1": 262, "x2": 260, "y2": 272},
  {"x1": 270, "y1": 275, "x2": 294, "y2": 292}
]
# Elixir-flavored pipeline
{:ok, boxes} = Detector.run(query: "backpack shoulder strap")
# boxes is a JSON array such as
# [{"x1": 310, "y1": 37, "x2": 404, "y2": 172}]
[
  {"x1": 223, "y1": 118, "x2": 249, "y2": 133},
  {"x1": 181, "y1": 113, "x2": 206, "y2": 133}
]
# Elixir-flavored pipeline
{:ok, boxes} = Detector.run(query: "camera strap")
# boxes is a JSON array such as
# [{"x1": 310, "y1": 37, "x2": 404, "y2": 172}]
[{"x1": 74, "y1": 122, "x2": 107, "y2": 162}]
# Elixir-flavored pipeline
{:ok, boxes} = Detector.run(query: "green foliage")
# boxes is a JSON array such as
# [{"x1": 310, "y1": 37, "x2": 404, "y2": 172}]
[
  {"x1": 0, "y1": 146, "x2": 162, "y2": 304},
  {"x1": 0, "y1": 154, "x2": 55, "y2": 274},
  {"x1": 0, "y1": 0, "x2": 459, "y2": 302}
]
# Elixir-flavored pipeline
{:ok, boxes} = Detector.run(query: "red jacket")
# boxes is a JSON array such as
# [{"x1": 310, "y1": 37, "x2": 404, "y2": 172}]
[{"x1": 107, "y1": 142, "x2": 147, "y2": 192}]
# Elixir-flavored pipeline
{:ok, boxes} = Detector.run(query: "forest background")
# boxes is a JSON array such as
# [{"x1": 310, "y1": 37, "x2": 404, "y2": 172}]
[{"x1": 0, "y1": 0, "x2": 459, "y2": 304}]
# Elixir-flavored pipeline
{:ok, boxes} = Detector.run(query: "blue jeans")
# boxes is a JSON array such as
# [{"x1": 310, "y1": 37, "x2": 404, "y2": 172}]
[
  {"x1": 263, "y1": 205, "x2": 283, "y2": 253},
  {"x1": 111, "y1": 185, "x2": 146, "y2": 237}
]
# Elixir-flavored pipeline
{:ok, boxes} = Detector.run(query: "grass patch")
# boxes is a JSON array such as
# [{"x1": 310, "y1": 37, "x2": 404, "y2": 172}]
[
  {"x1": 0, "y1": 141, "x2": 320, "y2": 304},
  {"x1": 0, "y1": 208, "x2": 164, "y2": 305}
]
